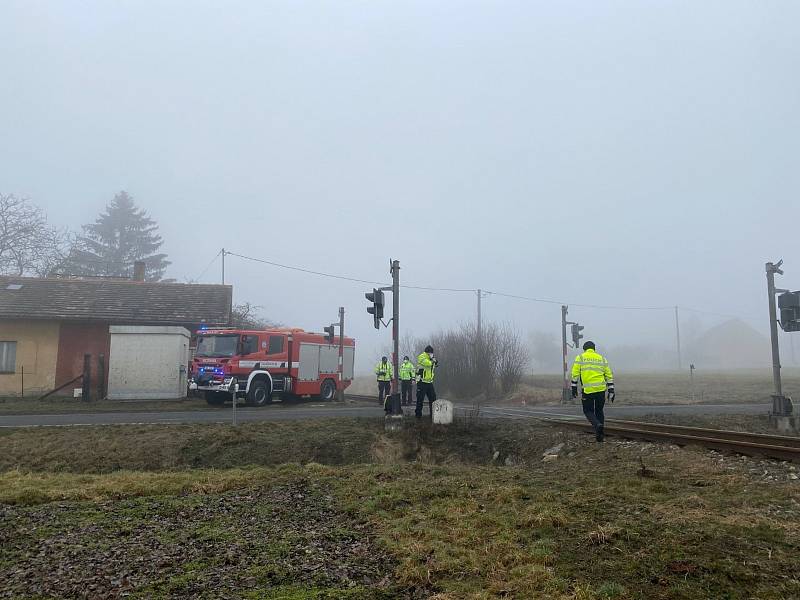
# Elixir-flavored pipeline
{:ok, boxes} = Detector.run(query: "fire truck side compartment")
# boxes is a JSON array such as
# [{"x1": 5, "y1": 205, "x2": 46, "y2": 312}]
[{"x1": 298, "y1": 343, "x2": 320, "y2": 381}]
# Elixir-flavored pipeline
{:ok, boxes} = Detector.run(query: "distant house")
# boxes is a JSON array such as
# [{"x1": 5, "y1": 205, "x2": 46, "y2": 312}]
[
  {"x1": 0, "y1": 274, "x2": 232, "y2": 396},
  {"x1": 686, "y1": 319, "x2": 771, "y2": 369}
]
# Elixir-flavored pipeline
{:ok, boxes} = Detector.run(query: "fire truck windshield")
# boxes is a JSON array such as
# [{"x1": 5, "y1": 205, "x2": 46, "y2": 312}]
[{"x1": 195, "y1": 335, "x2": 238, "y2": 358}]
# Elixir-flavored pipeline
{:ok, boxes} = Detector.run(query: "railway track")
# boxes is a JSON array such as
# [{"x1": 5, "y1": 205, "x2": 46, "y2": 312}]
[
  {"x1": 345, "y1": 393, "x2": 379, "y2": 403},
  {"x1": 346, "y1": 394, "x2": 800, "y2": 462},
  {"x1": 541, "y1": 417, "x2": 800, "y2": 462}
]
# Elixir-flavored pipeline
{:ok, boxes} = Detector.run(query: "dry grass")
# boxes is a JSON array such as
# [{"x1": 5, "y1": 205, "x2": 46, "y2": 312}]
[
  {"x1": 0, "y1": 417, "x2": 577, "y2": 474},
  {"x1": 2, "y1": 419, "x2": 800, "y2": 598},
  {"x1": 0, "y1": 467, "x2": 275, "y2": 505},
  {"x1": 506, "y1": 368, "x2": 800, "y2": 406}
]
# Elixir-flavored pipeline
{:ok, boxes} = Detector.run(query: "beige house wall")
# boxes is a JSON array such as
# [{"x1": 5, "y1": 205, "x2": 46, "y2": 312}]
[{"x1": 0, "y1": 319, "x2": 59, "y2": 396}]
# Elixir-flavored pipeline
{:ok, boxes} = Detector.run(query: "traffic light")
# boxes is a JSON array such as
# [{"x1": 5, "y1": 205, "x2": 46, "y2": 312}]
[
  {"x1": 571, "y1": 323, "x2": 584, "y2": 347},
  {"x1": 365, "y1": 289, "x2": 385, "y2": 329},
  {"x1": 778, "y1": 291, "x2": 800, "y2": 332},
  {"x1": 323, "y1": 324, "x2": 335, "y2": 344}
]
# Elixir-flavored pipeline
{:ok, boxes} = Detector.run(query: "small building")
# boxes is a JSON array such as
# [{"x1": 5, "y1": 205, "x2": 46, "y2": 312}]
[
  {"x1": 0, "y1": 275, "x2": 232, "y2": 397},
  {"x1": 107, "y1": 326, "x2": 192, "y2": 400}
]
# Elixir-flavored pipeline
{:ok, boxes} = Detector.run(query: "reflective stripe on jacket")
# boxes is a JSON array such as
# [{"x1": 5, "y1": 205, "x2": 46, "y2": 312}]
[
  {"x1": 571, "y1": 349, "x2": 613, "y2": 394},
  {"x1": 417, "y1": 352, "x2": 435, "y2": 383},
  {"x1": 399, "y1": 360, "x2": 415, "y2": 381},
  {"x1": 375, "y1": 361, "x2": 393, "y2": 382}
]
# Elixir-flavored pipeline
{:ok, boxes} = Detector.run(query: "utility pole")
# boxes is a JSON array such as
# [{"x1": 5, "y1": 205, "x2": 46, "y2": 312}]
[
  {"x1": 766, "y1": 260, "x2": 792, "y2": 416},
  {"x1": 390, "y1": 260, "x2": 400, "y2": 413},
  {"x1": 221, "y1": 248, "x2": 226, "y2": 285},
  {"x1": 477, "y1": 288, "x2": 482, "y2": 342},
  {"x1": 674, "y1": 306, "x2": 682, "y2": 370},
  {"x1": 476, "y1": 289, "x2": 490, "y2": 345},
  {"x1": 561, "y1": 305, "x2": 569, "y2": 404},
  {"x1": 337, "y1": 306, "x2": 345, "y2": 402}
]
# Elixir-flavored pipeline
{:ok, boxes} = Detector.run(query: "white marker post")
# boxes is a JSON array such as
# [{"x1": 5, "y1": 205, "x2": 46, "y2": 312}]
[{"x1": 230, "y1": 380, "x2": 239, "y2": 426}]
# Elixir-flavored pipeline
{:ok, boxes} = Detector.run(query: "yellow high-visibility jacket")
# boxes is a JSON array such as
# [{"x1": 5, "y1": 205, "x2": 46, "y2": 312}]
[
  {"x1": 399, "y1": 360, "x2": 416, "y2": 381},
  {"x1": 571, "y1": 349, "x2": 613, "y2": 394},
  {"x1": 417, "y1": 352, "x2": 436, "y2": 384},
  {"x1": 375, "y1": 361, "x2": 393, "y2": 382}
]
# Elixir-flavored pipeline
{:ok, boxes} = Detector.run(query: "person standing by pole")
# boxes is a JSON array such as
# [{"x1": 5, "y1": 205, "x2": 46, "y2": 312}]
[
  {"x1": 571, "y1": 341, "x2": 614, "y2": 442},
  {"x1": 375, "y1": 356, "x2": 393, "y2": 412},
  {"x1": 399, "y1": 355, "x2": 415, "y2": 406},
  {"x1": 415, "y1": 345, "x2": 438, "y2": 419}
]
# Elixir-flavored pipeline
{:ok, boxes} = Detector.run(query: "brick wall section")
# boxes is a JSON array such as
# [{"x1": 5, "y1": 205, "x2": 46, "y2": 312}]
[{"x1": 55, "y1": 322, "x2": 110, "y2": 393}]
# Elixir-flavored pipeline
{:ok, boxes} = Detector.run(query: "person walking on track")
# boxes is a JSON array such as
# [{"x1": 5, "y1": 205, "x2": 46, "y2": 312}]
[
  {"x1": 375, "y1": 356, "x2": 393, "y2": 412},
  {"x1": 571, "y1": 341, "x2": 615, "y2": 441},
  {"x1": 399, "y1": 355, "x2": 415, "y2": 406},
  {"x1": 415, "y1": 345, "x2": 438, "y2": 419}
]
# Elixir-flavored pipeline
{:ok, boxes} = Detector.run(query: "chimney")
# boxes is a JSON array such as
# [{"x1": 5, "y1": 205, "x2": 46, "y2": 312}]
[{"x1": 133, "y1": 261, "x2": 146, "y2": 282}]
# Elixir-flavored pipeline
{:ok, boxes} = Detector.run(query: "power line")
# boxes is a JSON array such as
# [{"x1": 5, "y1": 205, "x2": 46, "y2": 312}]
[
  {"x1": 677, "y1": 305, "x2": 761, "y2": 323},
  {"x1": 224, "y1": 250, "x2": 760, "y2": 320},
  {"x1": 226, "y1": 251, "x2": 475, "y2": 292},
  {"x1": 227, "y1": 252, "x2": 385, "y2": 286},
  {"x1": 483, "y1": 290, "x2": 673, "y2": 311},
  {"x1": 193, "y1": 249, "x2": 222, "y2": 283}
]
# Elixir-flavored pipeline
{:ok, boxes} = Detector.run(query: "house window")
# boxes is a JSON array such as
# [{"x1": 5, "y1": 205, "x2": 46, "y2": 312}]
[
  {"x1": 0, "y1": 342, "x2": 17, "y2": 374},
  {"x1": 267, "y1": 335, "x2": 284, "y2": 355}
]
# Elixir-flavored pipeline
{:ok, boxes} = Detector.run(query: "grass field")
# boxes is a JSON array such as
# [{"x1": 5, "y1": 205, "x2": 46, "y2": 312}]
[
  {"x1": 505, "y1": 368, "x2": 800, "y2": 406},
  {"x1": 2, "y1": 417, "x2": 799, "y2": 599},
  {"x1": 355, "y1": 369, "x2": 800, "y2": 407}
]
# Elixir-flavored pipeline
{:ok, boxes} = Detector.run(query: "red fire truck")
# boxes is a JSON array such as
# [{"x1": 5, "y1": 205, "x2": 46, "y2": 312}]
[{"x1": 188, "y1": 328, "x2": 355, "y2": 406}]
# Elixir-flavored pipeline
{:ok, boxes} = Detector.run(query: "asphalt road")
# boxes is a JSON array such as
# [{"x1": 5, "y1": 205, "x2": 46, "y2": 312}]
[{"x1": 0, "y1": 401, "x2": 773, "y2": 428}]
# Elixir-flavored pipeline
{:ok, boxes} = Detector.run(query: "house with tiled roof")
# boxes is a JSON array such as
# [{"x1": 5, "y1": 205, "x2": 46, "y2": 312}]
[{"x1": 0, "y1": 267, "x2": 232, "y2": 396}]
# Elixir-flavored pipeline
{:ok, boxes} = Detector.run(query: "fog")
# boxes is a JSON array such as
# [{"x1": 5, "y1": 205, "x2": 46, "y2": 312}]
[{"x1": 1, "y1": 1, "x2": 799, "y2": 374}]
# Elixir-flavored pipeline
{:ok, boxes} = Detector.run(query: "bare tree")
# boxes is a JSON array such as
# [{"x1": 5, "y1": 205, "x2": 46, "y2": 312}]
[
  {"x1": 497, "y1": 322, "x2": 530, "y2": 393},
  {"x1": 0, "y1": 194, "x2": 70, "y2": 277},
  {"x1": 426, "y1": 321, "x2": 529, "y2": 399},
  {"x1": 230, "y1": 302, "x2": 280, "y2": 329},
  {"x1": 527, "y1": 330, "x2": 562, "y2": 373},
  {"x1": 381, "y1": 330, "x2": 421, "y2": 362}
]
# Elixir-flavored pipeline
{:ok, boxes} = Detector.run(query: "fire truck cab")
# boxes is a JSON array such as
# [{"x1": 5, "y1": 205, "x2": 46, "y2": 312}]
[{"x1": 189, "y1": 328, "x2": 355, "y2": 406}]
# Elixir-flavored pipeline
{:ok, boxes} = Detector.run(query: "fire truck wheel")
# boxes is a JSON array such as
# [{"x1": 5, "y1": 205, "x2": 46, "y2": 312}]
[
  {"x1": 247, "y1": 378, "x2": 272, "y2": 407},
  {"x1": 204, "y1": 391, "x2": 226, "y2": 406},
  {"x1": 319, "y1": 378, "x2": 337, "y2": 402}
]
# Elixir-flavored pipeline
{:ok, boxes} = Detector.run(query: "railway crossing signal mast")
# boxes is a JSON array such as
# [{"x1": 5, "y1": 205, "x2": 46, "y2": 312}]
[
  {"x1": 365, "y1": 260, "x2": 401, "y2": 414},
  {"x1": 322, "y1": 308, "x2": 346, "y2": 402},
  {"x1": 561, "y1": 307, "x2": 585, "y2": 404},
  {"x1": 766, "y1": 260, "x2": 799, "y2": 421}
]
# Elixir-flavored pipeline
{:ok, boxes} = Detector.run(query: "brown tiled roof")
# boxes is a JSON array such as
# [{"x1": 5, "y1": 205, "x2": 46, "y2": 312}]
[{"x1": 0, "y1": 277, "x2": 232, "y2": 326}]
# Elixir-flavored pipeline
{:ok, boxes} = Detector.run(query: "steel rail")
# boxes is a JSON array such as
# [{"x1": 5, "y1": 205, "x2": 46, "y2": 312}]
[
  {"x1": 598, "y1": 418, "x2": 800, "y2": 449},
  {"x1": 543, "y1": 418, "x2": 800, "y2": 462},
  {"x1": 346, "y1": 394, "x2": 800, "y2": 461}
]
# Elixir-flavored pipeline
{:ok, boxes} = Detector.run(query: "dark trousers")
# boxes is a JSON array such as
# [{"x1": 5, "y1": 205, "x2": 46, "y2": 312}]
[
  {"x1": 415, "y1": 381, "x2": 437, "y2": 418},
  {"x1": 582, "y1": 391, "x2": 606, "y2": 433},
  {"x1": 401, "y1": 380, "x2": 413, "y2": 405},
  {"x1": 378, "y1": 381, "x2": 391, "y2": 409}
]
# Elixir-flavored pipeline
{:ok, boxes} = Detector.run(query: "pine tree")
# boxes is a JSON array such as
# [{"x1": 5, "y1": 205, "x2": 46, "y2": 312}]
[{"x1": 66, "y1": 191, "x2": 170, "y2": 280}]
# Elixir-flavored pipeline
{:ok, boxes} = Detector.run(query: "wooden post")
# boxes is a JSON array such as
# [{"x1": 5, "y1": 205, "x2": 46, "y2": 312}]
[
  {"x1": 20, "y1": 365, "x2": 24, "y2": 399},
  {"x1": 98, "y1": 354, "x2": 106, "y2": 400},
  {"x1": 82, "y1": 354, "x2": 92, "y2": 402}
]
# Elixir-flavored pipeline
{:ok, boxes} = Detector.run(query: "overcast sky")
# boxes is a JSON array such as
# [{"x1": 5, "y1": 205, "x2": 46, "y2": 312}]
[{"x1": 1, "y1": 1, "x2": 798, "y2": 371}]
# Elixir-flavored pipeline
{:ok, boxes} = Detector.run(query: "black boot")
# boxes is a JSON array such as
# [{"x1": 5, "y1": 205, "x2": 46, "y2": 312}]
[{"x1": 596, "y1": 425, "x2": 604, "y2": 442}]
